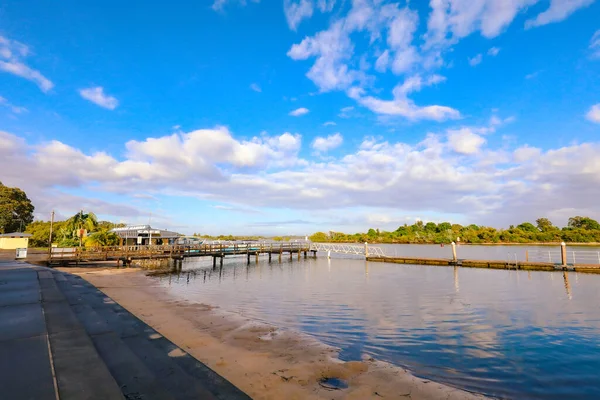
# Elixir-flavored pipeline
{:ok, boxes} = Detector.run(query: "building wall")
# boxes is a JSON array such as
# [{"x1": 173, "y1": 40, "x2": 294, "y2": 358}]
[{"x1": 0, "y1": 237, "x2": 29, "y2": 249}]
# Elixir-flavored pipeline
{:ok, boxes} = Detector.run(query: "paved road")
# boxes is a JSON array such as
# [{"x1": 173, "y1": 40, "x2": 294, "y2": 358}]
[{"x1": 0, "y1": 261, "x2": 251, "y2": 400}]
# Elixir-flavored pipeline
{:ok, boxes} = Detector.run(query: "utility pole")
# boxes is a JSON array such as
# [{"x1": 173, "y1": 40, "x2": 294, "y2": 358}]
[{"x1": 48, "y1": 210, "x2": 55, "y2": 258}]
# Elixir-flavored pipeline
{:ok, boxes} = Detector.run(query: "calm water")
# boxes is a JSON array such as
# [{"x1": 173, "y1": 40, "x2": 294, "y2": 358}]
[{"x1": 154, "y1": 246, "x2": 600, "y2": 399}]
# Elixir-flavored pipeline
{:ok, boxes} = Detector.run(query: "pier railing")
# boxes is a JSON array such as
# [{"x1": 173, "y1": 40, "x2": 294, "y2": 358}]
[
  {"x1": 49, "y1": 242, "x2": 313, "y2": 264},
  {"x1": 527, "y1": 249, "x2": 600, "y2": 265},
  {"x1": 309, "y1": 243, "x2": 386, "y2": 257}
]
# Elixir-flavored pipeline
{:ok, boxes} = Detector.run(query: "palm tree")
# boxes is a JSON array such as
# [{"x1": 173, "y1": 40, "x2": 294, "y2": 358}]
[
  {"x1": 86, "y1": 230, "x2": 120, "y2": 247},
  {"x1": 64, "y1": 211, "x2": 99, "y2": 246}
]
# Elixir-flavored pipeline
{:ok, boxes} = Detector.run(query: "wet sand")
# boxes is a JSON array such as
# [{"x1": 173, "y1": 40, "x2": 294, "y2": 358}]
[{"x1": 66, "y1": 267, "x2": 487, "y2": 400}]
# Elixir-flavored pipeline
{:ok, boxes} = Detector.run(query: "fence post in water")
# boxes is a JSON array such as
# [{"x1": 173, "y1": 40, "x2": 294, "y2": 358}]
[
  {"x1": 525, "y1": 250, "x2": 529, "y2": 262},
  {"x1": 451, "y1": 242, "x2": 457, "y2": 261},
  {"x1": 561, "y1": 242, "x2": 567, "y2": 266},
  {"x1": 327, "y1": 250, "x2": 331, "y2": 259},
  {"x1": 364, "y1": 242, "x2": 369, "y2": 259}
]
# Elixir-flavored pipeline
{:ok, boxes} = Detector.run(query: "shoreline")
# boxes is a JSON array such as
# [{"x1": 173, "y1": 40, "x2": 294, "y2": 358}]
[{"x1": 66, "y1": 267, "x2": 487, "y2": 400}]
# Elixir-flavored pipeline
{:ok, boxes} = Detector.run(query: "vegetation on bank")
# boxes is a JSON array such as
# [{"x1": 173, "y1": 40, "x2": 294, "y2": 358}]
[
  {"x1": 26, "y1": 213, "x2": 124, "y2": 248},
  {"x1": 0, "y1": 182, "x2": 35, "y2": 233},
  {"x1": 309, "y1": 217, "x2": 600, "y2": 244}
]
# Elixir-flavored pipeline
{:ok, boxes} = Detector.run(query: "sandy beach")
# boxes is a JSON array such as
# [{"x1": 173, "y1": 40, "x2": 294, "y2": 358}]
[{"x1": 60, "y1": 267, "x2": 488, "y2": 400}]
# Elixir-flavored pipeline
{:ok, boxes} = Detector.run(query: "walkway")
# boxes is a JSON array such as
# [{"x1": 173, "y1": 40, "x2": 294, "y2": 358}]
[{"x1": 0, "y1": 260, "x2": 251, "y2": 400}]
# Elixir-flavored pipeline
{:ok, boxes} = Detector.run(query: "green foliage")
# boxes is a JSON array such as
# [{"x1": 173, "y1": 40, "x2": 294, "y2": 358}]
[
  {"x1": 309, "y1": 232, "x2": 329, "y2": 242},
  {"x1": 568, "y1": 216, "x2": 600, "y2": 231},
  {"x1": 0, "y1": 182, "x2": 34, "y2": 233},
  {"x1": 309, "y1": 217, "x2": 600, "y2": 244},
  {"x1": 85, "y1": 230, "x2": 120, "y2": 247},
  {"x1": 25, "y1": 220, "x2": 66, "y2": 247}
]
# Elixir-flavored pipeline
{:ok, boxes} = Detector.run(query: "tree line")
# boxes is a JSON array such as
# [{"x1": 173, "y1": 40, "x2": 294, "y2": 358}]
[
  {"x1": 309, "y1": 217, "x2": 600, "y2": 244},
  {"x1": 25, "y1": 213, "x2": 125, "y2": 248}
]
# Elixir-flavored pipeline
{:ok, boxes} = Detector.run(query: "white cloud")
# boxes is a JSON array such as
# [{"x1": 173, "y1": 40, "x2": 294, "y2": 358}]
[
  {"x1": 0, "y1": 95, "x2": 27, "y2": 114},
  {"x1": 586, "y1": 103, "x2": 600, "y2": 123},
  {"x1": 425, "y1": 0, "x2": 537, "y2": 48},
  {"x1": 513, "y1": 145, "x2": 542, "y2": 162},
  {"x1": 4, "y1": 125, "x2": 600, "y2": 227},
  {"x1": 317, "y1": 0, "x2": 336, "y2": 12},
  {"x1": 525, "y1": 71, "x2": 541, "y2": 79},
  {"x1": 447, "y1": 128, "x2": 486, "y2": 155},
  {"x1": 350, "y1": 75, "x2": 460, "y2": 121},
  {"x1": 0, "y1": 36, "x2": 53, "y2": 92},
  {"x1": 250, "y1": 83, "x2": 262, "y2": 92},
  {"x1": 374, "y1": 50, "x2": 390, "y2": 72},
  {"x1": 212, "y1": 0, "x2": 259, "y2": 12},
  {"x1": 284, "y1": 0, "x2": 314, "y2": 30},
  {"x1": 289, "y1": 107, "x2": 310, "y2": 116},
  {"x1": 78, "y1": 87, "x2": 119, "y2": 110},
  {"x1": 323, "y1": 121, "x2": 337, "y2": 126},
  {"x1": 312, "y1": 133, "x2": 343, "y2": 152},
  {"x1": 488, "y1": 46, "x2": 501, "y2": 56},
  {"x1": 525, "y1": 0, "x2": 594, "y2": 28},
  {"x1": 590, "y1": 30, "x2": 600, "y2": 58},
  {"x1": 469, "y1": 54, "x2": 483, "y2": 66}
]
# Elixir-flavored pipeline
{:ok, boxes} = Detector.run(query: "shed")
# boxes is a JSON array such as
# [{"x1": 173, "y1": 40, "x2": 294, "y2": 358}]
[{"x1": 0, "y1": 232, "x2": 32, "y2": 249}]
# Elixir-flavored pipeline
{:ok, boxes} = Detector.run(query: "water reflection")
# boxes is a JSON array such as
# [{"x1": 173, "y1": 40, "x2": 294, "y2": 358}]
[
  {"x1": 154, "y1": 256, "x2": 600, "y2": 399},
  {"x1": 563, "y1": 272, "x2": 572, "y2": 300}
]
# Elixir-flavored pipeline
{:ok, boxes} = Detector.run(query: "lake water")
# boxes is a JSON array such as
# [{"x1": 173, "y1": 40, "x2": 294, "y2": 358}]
[{"x1": 153, "y1": 245, "x2": 600, "y2": 399}]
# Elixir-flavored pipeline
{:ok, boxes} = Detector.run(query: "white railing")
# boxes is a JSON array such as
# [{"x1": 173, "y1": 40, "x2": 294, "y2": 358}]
[
  {"x1": 309, "y1": 243, "x2": 386, "y2": 257},
  {"x1": 527, "y1": 249, "x2": 600, "y2": 265}
]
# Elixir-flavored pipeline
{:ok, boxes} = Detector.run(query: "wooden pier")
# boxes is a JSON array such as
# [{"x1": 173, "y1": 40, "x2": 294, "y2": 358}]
[
  {"x1": 48, "y1": 243, "x2": 315, "y2": 267},
  {"x1": 366, "y1": 256, "x2": 600, "y2": 273}
]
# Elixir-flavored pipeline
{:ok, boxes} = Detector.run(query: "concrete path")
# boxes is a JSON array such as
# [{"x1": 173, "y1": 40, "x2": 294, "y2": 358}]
[{"x1": 0, "y1": 261, "x2": 251, "y2": 400}]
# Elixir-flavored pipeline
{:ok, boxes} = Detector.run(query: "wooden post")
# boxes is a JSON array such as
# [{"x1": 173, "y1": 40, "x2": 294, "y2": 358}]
[
  {"x1": 220, "y1": 256, "x2": 224, "y2": 268},
  {"x1": 213, "y1": 256, "x2": 216, "y2": 269},
  {"x1": 364, "y1": 242, "x2": 369, "y2": 258},
  {"x1": 451, "y1": 242, "x2": 457, "y2": 261},
  {"x1": 290, "y1": 251, "x2": 293, "y2": 261},
  {"x1": 304, "y1": 251, "x2": 307, "y2": 259},
  {"x1": 256, "y1": 252, "x2": 259, "y2": 264},
  {"x1": 278, "y1": 251, "x2": 282, "y2": 263},
  {"x1": 298, "y1": 249, "x2": 301, "y2": 261},
  {"x1": 269, "y1": 252, "x2": 272, "y2": 262},
  {"x1": 247, "y1": 253, "x2": 251, "y2": 265},
  {"x1": 525, "y1": 250, "x2": 529, "y2": 262},
  {"x1": 561, "y1": 242, "x2": 567, "y2": 266}
]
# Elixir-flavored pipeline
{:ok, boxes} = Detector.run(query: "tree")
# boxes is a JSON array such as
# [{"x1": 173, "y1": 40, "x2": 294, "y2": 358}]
[
  {"x1": 309, "y1": 232, "x2": 329, "y2": 242},
  {"x1": 517, "y1": 222, "x2": 537, "y2": 232},
  {"x1": 568, "y1": 216, "x2": 600, "y2": 231},
  {"x1": 536, "y1": 218, "x2": 554, "y2": 232},
  {"x1": 0, "y1": 182, "x2": 34, "y2": 233},
  {"x1": 62, "y1": 211, "x2": 99, "y2": 246},
  {"x1": 85, "y1": 230, "x2": 120, "y2": 247},
  {"x1": 26, "y1": 220, "x2": 66, "y2": 248}
]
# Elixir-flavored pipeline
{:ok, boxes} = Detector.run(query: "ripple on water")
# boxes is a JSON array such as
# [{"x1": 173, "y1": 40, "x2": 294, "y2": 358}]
[{"x1": 155, "y1": 255, "x2": 600, "y2": 399}]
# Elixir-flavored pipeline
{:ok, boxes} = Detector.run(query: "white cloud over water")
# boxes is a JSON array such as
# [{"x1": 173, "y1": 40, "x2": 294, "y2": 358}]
[{"x1": 3, "y1": 123, "x2": 600, "y2": 229}]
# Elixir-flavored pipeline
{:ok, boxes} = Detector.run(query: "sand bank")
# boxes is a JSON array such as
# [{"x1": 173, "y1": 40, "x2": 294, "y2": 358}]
[{"x1": 67, "y1": 268, "x2": 486, "y2": 400}]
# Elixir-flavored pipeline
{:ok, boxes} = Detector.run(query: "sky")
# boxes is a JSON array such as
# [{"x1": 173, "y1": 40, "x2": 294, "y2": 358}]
[{"x1": 0, "y1": 0, "x2": 599, "y2": 235}]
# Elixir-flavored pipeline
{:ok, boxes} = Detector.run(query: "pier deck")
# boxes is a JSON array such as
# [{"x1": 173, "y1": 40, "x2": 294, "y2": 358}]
[
  {"x1": 48, "y1": 243, "x2": 315, "y2": 266},
  {"x1": 367, "y1": 256, "x2": 600, "y2": 273}
]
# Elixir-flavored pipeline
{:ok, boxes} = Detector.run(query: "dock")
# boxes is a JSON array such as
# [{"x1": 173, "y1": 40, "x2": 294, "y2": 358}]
[
  {"x1": 366, "y1": 256, "x2": 600, "y2": 273},
  {"x1": 48, "y1": 243, "x2": 315, "y2": 267}
]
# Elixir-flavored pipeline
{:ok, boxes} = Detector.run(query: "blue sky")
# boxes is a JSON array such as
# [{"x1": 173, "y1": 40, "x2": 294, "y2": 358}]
[{"x1": 1, "y1": 0, "x2": 599, "y2": 235}]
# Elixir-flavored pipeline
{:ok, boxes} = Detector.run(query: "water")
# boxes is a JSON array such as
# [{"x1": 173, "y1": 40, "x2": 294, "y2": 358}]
[{"x1": 153, "y1": 245, "x2": 600, "y2": 399}]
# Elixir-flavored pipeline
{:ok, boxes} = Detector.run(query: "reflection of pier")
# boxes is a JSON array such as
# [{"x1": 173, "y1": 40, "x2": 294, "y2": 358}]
[{"x1": 49, "y1": 243, "x2": 315, "y2": 267}]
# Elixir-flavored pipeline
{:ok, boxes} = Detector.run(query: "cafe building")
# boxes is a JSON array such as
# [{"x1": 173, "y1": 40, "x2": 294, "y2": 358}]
[{"x1": 110, "y1": 225, "x2": 181, "y2": 245}]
